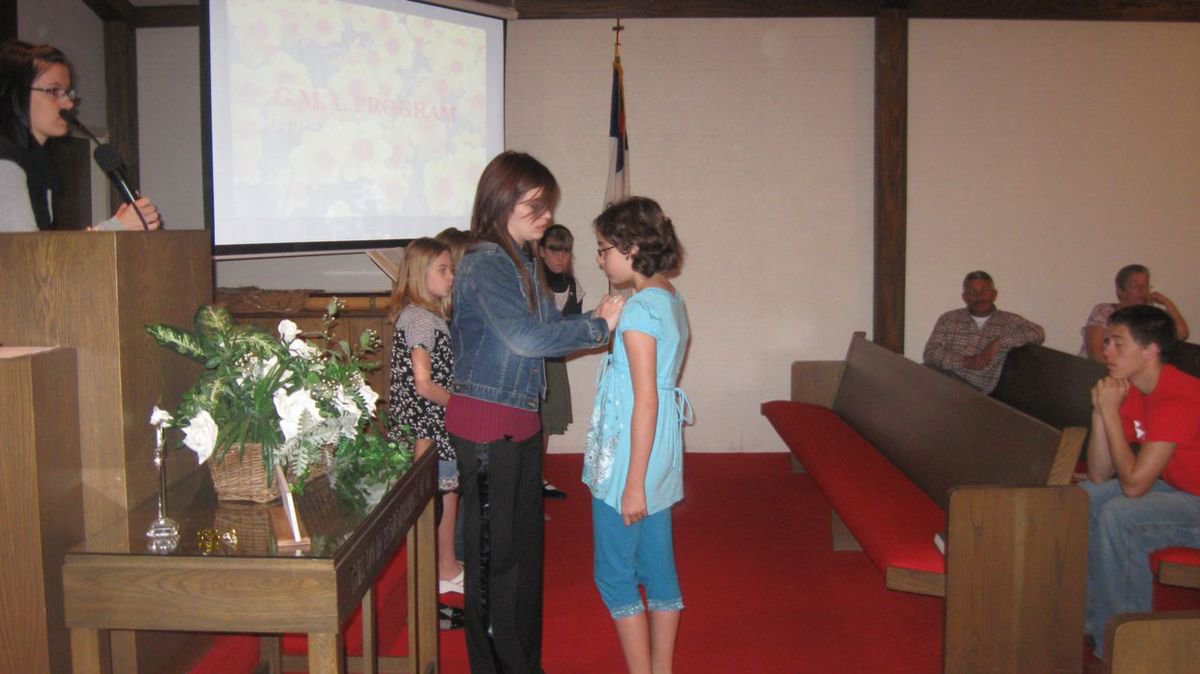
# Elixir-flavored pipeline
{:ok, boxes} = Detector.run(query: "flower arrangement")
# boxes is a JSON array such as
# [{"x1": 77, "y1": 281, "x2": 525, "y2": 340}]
[{"x1": 146, "y1": 300, "x2": 383, "y2": 485}]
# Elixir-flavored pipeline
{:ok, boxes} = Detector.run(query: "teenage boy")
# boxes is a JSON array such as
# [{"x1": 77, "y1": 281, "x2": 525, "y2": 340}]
[{"x1": 1079, "y1": 304, "x2": 1200, "y2": 659}]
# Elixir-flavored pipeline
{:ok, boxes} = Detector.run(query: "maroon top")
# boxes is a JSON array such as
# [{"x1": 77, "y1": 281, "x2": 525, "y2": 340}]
[{"x1": 446, "y1": 393, "x2": 541, "y2": 444}]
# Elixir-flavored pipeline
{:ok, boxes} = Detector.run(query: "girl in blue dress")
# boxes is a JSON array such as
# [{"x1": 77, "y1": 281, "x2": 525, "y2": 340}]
[{"x1": 583, "y1": 197, "x2": 693, "y2": 674}]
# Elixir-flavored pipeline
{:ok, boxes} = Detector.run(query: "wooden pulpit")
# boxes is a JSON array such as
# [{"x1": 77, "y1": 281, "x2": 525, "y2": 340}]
[
  {"x1": 0, "y1": 230, "x2": 213, "y2": 672},
  {"x1": 0, "y1": 347, "x2": 83, "y2": 674}
]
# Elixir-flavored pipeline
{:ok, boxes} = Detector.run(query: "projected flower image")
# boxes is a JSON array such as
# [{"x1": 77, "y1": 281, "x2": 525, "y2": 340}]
[{"x1": 219, "y1": 0, "x2": 495, "y2": 232}]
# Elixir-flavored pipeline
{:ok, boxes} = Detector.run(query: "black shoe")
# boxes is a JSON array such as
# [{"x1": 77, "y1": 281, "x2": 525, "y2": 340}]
[
  {"x1": 438, "y1": 603, "x2": 464, "y2": 630},
  {"x1": 542, "y1": 480, "x2": 568, "y2": 499}
]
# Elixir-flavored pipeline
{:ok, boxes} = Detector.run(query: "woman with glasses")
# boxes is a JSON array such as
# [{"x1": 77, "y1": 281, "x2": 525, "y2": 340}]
[
  {"x1": 449, "y1": 151, "x2": 624, "y2": 673},
  {"x1": 0, "y1": 40, "x2": 161, "y2": 231}
]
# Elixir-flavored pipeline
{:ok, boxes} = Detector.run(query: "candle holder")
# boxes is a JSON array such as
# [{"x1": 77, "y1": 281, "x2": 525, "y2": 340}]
[{"x1": 146, "y1": 427, "x2": 180, "y2": 554}]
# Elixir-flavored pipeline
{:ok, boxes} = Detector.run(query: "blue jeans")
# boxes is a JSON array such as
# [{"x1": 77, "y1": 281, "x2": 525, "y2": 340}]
[
  {"x1": 592, "y1": 498, "x2": 684, "y2": 619},
  {"x1": 1079, "y1": 478, "x2": 1200, "y2": 658}
]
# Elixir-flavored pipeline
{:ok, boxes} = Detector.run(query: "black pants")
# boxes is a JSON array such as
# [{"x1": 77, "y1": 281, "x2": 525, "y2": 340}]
[{"x1": 452, "y1": 432, "x2": 545, "y2": 674}]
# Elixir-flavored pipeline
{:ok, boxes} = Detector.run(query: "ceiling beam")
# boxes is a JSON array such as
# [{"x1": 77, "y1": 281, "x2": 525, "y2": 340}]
[
  {"x1": 495, "y1": 0, "x2": 1200, "y2": 21},
  {"x1": 134, "y1": 5, "x2": 202, "y2": 29}
]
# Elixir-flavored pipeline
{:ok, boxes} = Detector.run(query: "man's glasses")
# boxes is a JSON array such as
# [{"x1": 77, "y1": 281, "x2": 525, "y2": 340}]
[{"x1": 31, "y1": 86, "x2": 78, "y2": 102}]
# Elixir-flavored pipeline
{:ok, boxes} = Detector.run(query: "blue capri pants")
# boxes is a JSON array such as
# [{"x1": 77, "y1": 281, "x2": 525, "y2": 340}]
[{"x1": 592, "y1": 498, "x2": 685, "y2": 619}]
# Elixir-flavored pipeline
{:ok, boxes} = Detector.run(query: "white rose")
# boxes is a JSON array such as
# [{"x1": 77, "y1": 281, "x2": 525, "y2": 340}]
[
  {"x1": 273, "y1": 387, "x2": 321, "y2": 441},
  {"x1": 288, "y1": 338, "x2": 320, "y2": 359},
  {"x1": 182, "y1": 410, "x2": 219, "y2": 464},
  {"x1": 333, "y1": 386, "x2": 363, "y2": 428},
  {"x1": 149, "y1": 405, "x2": 173, "y2": 427},
  {"x1": 277, "y1": 319, "x2": 299, "y2": 343}
]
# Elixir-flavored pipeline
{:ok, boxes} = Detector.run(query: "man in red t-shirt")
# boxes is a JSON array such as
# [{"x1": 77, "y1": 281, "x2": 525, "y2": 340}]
[{"x1": 1080, "y1": 304, "x2": 1200, "y2": 659}]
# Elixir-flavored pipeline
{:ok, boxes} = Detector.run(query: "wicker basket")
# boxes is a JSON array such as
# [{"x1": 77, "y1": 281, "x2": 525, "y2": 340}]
[{"x1": 208, "y1": 443, "x2": 328, "y2": 503}]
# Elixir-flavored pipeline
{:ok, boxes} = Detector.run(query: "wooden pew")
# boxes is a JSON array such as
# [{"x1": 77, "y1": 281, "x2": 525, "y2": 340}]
[
  {"x1": 763, "y1": 333, "x2": 1088, "y2": 673},
  {"x1": 1104, "y1": 611, "x2": 1200, "y2": 674}
]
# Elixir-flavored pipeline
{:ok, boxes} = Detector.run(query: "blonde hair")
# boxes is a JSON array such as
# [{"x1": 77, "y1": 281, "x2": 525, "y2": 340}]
[
  {"x1": 388, "y1": 238, "x2": 452, "y2": 321},
  {"x1": 435, "y1": 226, "x2": 471, "y2": 270}
]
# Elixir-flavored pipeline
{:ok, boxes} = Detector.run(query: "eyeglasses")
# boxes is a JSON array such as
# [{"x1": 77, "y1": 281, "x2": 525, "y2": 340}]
[
  {"x1": 596, "y1": 245, "x2": 616, "y2": 257},
  {"x1": 544, "y1": 245, "x2": 572, "y2": 254},
  {"x1": 30, "y1": 86, "x2": 78, "y2": 102}
]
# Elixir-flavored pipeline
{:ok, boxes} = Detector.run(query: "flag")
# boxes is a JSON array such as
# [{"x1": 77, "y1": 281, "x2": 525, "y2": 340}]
[{"x1": 604, "y1": 52, "x2": 630, "y2": 208}]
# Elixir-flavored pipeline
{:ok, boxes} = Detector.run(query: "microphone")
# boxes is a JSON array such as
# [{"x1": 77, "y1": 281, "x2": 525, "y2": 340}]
[{"x1": 59, "y1": 109, "x2": 149, "y2": 230}]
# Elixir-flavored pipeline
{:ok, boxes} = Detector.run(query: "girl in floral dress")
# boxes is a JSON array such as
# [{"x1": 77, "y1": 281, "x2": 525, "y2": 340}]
[
  {"x1": 584, "y1": 197, "x2": 693, "y2": 674},
  {"x1": 387, "y1": 237, "x2": 464, "y2": 601}
]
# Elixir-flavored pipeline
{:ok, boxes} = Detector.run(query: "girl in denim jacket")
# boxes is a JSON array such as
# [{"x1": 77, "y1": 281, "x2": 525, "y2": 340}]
[{"x1": 446, "y1": 151, "x2": 624, "y2": 674}]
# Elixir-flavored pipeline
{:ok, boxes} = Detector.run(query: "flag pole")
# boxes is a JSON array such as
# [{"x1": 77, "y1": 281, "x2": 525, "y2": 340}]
[{"x1": 605, "y1": 19, "x2": 631, "y2": 298}]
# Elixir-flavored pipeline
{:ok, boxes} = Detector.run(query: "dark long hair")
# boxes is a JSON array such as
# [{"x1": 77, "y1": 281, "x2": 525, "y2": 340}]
[
  {"x1": 469, "y1": 151, "x2": 560, "y2": 312},
  {"x1": 0, "y1": 41, "x2": 71, "y2": 150}
]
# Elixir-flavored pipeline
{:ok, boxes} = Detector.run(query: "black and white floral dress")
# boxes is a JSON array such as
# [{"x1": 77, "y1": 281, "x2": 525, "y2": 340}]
[{"x1": 389, "y1": 304, "x2": 456, "y2": 490}]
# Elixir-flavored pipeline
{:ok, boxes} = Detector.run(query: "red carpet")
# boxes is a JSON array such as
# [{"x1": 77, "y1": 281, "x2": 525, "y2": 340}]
[{"x1": 184, "y1": 453, "x2": 955, "y2": 672}]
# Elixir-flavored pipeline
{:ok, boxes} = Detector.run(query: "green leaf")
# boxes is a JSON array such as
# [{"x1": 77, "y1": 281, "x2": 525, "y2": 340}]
[
  {"x1": 194, "y1": 305, "x2": 234, "y2": 336},
  {"x1": 145, "y1": 323, "x2": 209, "y2": 362}
]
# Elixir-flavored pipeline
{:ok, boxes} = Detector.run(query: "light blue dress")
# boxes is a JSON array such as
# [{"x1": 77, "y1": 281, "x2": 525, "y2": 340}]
[{"x1": 583, "y1": 288, "x2": 693, "y2": 515}]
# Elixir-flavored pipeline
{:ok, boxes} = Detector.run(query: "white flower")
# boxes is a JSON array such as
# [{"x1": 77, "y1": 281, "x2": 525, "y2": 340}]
[
  {"x1": 182, "y1": 410, "x2": 219, "y2": 464},
  {"x1": 333, "y1": 385, "x2": 363, "y2": 428},
  {"x1": 288, "y1": 338, "x2": 320, "y2": 359},
  {"x1": 277, "y1": 319, "x2": 300, "y2": 343},
  {"x1": 149, "y1": 405, "x2": 173, "y2": 427},
  {"x1": 273, "y1": 387, "x2": 321, "y2": 441}
]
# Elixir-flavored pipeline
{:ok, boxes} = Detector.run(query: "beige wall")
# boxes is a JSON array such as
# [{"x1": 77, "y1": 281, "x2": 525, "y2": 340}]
[
  {"x1": 17, "y1": 0, "x2": 106, "y2": 132},
  {"x1": 906, "y1": 19, "x2": 1200, "y2": 361},
  {"x1": 507, "y1": 19, "x2": 876, "y2": 453},
  {"x1": 21, "y1": 9, "x2": 1199, "y2": 452},
  {"x1": 137, "y1": 28, "x2": 205, "y2": 231}
]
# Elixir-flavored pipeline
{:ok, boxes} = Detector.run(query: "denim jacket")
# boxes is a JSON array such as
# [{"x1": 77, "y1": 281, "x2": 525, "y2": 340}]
[{"x1": 451, "y1": 240, "x2": 610, "y2": 411}]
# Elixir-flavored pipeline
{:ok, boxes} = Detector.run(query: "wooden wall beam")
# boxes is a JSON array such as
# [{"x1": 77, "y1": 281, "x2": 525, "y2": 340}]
[
  {"x1": 102, "y1": 19, "x2": 139, "y2": 194},
  {"x1": 908, "y1": 0, "x2": 1200, "y2": 22},
  {"x1": 81, "y1": 0, "x2": 134, "y2": 23},
  {"x1": 873, "y1": 8, "x2": 907, "y2": 353}
]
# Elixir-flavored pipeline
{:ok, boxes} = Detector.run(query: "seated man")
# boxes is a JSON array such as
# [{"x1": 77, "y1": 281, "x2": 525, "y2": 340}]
[
  {"x1": 922, "y1": 270, "x2": 1045, "y2": 394},
  {"x1": 1079, "y1": 305, "x2": 1200, "y2": 660},
  {"x1": 1080, "y1": 263, "x2": 1190, "y2": 362}
]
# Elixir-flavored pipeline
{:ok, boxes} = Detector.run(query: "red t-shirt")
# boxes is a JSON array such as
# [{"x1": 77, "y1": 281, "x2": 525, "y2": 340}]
[{"x1": 1119, "y1": 364, "x2": 1200, "y2": 495}]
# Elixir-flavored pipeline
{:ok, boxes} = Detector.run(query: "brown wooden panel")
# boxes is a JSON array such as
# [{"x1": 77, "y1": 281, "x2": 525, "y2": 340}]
[
  {"x1": 1159, "y1": 561, "x2": 1200, "y2": 590},
  {"x1": 992, "y1": 343, "x2": 1107, "y2": 432},
  {"x1": 908, "y1": 0, "x2": 1200, "y2": 22},
  {"x1": 943, "y1": 486, "x2": 1088, "y2": 674},
  {"x1": 832, "y1": 334, "x2": 1065, "y2": 510},
  {"x1": 0, "y1": 348, "x2": 84, "y2": 674},
  {"x1": 82, "y1": 0, "x2": 133, "y2": 22},
  {"x1": 885, "y1": 566, "x2": 945, "y2": 597},
  {"x1": 63, "y1": 556, "x2": 338, "y2": 633},
  {"x1": 134, "y1": 5, "x2": 202, "y2": 28},
  {"x1": 104, "y1": 19, "x2": 140, "y2": 202},
  {"x1": 1048, "y1": 426, "x2": 1087, "y2": 485},
  {"x1": 0, "y1": 232, "x2": 212, "y2": 539},
  {"x1": 1105, "y1": 611, "x2": 1200, "y2": 674},
  {"x1": 789, "y1": 360, "x2": 845, "y2": 408},
  {"x1": 873, "y1": 8, "x2": 907, "y2": 354}
]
